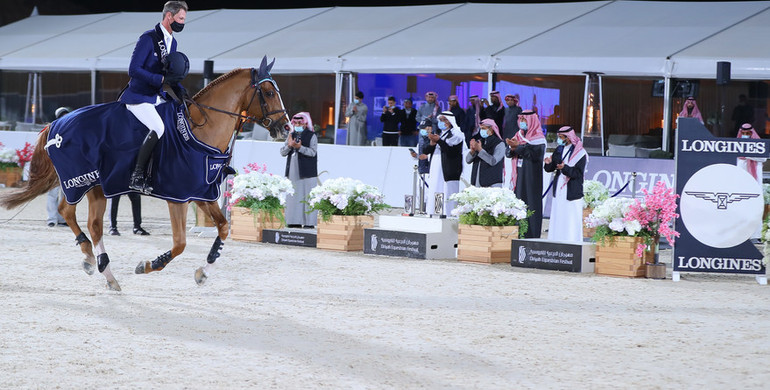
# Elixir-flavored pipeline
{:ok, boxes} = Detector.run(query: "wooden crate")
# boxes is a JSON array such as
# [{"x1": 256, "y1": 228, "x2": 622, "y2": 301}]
[
  {"x1": 195, "y1": 204, "x2": 215, "y2": 227},
  {"x1": 0, "y1": 167, "x2": 22, "y2": 187},
  {"x1": 457, "y1": 224, "x2": 519, "y2": 264},
  {"x1": 583, "y1": 207, "x2": 596, "y2": 238},
  {"x1": 317, "y1": 215, "x2": 374, "y2": 251},
  {"x1": 595, "y1": 236, "x2": 654, "y2": 278},
  {"x1": 230, "y1": 206, "x2": 284, "y2": 242}
]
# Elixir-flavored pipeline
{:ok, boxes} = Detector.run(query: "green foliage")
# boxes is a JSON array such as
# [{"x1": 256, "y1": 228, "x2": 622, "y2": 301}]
[
  {"x1": 310, "y1": 198, "x2": 390, "y2": 222},
  {"x1": 458, "y1": 210, "x2": 533, "y2": 237}
]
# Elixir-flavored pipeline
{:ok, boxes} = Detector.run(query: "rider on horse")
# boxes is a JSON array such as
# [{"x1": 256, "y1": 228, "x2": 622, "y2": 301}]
[{"x1": 120, "y1": 1, "x2": 189, "y2": 194}]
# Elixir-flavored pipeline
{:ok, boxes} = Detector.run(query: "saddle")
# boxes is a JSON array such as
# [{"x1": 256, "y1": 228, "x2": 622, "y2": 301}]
[{"x1": 47, "y1": 101, "x2": 230, "y2": 204}]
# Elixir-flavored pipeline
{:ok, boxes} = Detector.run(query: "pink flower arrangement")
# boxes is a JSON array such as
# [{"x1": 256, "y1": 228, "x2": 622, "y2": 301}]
[{"x1": 624, "y1": 181, "x2": 680, "y2": 258}]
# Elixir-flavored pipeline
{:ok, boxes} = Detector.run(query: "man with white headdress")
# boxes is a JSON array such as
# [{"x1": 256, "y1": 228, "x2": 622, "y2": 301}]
[
  {"x1": 281, "y1": 112, "x2": 319, "y2": 228},
  {"x1": 736, "y1": 123, "x2": 766, "y2": 239},
  {"x1": 505, "y1": 110, "x2": 547, "y2": 238},
  {"x1": 544, "y1": 126, "x2": 588, "y2": 243},
  {"x1": 423, "y1": 111, "x2": 466, "y2": 216},
  {"x1": 482, "y1": 91, "x2": 505, "y2": 132}
]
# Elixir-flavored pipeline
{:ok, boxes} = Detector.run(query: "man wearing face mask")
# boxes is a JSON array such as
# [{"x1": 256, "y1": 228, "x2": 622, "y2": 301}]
[
  {"x1": 423, "y1": 112, "x2": 466, "y2": 216},
  {"x1": 281, "y1": 112, "x2": 319, "y2": 228},
  {"x1": 543, "y1": 126, "x2": 587, "y2": 244},
  {"x1": 466, "y1": 119, "x2": 505, "y2": 188},
  {"x1": 735, "y1": 123, "x2": 765, "y2": 240},
  {"x1": 345, "y1": 91, "x2": 368, "y2": 146},
  {"x1": 380, "y1": 96, "x2": 401, "y2": 146},
  {"x1": 505, "y1": 111, "x2": 546, "y2": 238},
  {"x1": 120, "y1": 1, "x2": 188, "y2": 194}
]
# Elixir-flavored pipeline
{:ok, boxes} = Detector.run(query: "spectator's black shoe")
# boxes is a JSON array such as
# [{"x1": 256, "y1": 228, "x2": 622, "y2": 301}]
[
  {"x1": 57, "y1": 222, "x2": 68, "y2": 227},
  {"x1": 133, "y1": 227, "x2": 150, "y2": 236},
  {"x1": 47, "y1": 222, "x2": 55, "y2": 227},
  {"x1": 109, "y1": 227, "x2": 120, "y2": 236}
]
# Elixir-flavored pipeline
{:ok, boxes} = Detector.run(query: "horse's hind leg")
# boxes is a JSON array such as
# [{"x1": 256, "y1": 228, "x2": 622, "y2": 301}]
[
  {"x1": 193, "y1": 200, "x2": 229, "y2": 285},
  {"x1": 59, "y1": 198, "x2": 96, "y2": 276},
  {"x1": 86, "y1": 188, "x2": 120, "y2": 291},
  {"x1": 135, "y1": 201, "x2": 188, "y2": 275}
]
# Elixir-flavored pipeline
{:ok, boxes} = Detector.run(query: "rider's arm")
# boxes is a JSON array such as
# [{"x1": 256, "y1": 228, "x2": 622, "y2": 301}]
[{"x1": 127, "y1": 33, "x2": 163, "y2": 88}]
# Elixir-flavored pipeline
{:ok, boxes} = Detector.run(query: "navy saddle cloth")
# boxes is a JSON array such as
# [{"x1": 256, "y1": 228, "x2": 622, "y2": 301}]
[{"x1": 47, "y1": 101, "x2": 229, "y2": 204}]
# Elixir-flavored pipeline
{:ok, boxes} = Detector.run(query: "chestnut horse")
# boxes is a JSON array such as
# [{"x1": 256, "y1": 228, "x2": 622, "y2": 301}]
[{"x1": 0, "y1": 58, "x2": 289, "y2": 291}]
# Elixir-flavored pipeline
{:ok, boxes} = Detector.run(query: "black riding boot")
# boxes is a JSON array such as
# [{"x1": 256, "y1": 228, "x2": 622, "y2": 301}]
[{"x1": 129, "y1": 131, "x2": 159, "y2": 194}]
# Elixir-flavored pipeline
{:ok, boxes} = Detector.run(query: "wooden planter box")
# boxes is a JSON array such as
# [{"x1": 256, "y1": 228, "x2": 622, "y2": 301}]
[
  {"x1": 595, "y1": 236, "x2": 655, "y2": 278},
  {"x1": 230, "y1": 206, "x2": 283, "y2": 242},
  {"x1": 457, "y1": 224, "x2": 519, "y2": 264},
  {"x1": 583, "y1": 207, "x2": 596, "y2": 238},
  {"x1": 195, "y1": 204, "x2": 215, "y2": 227},
  {"x1": 317, "y1": 215, "x2": 374, "y2": 251},
  {"x1": 0, "y1": 166, "x2": 22, "y2": 187}
]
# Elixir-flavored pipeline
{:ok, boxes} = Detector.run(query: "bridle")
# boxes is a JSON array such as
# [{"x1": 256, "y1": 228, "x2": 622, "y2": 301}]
[{"x1": 186, "y1": 68, "x2": 287, "y2": 132}]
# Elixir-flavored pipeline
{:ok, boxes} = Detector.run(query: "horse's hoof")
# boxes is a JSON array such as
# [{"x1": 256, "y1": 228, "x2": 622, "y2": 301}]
[
  {"x1": 134, "y1": 261, "x2": 149, "y2": 274},
  {"x1": 194, "y1": 267, "x2": 208, "y2": 285},
  {"x1": 106, "y1": 279, "x2": 121, "y2": 292},
  {"x1": 82, "y1": 260, "x2": 95, "y2": 276}
]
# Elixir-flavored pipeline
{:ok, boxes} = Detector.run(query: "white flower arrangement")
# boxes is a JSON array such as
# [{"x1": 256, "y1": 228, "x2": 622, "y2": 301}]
[
  {"x1": 0, "y1": 146, "x2": 19, "y2": 168},
  {"x1": 450, "y1": 187, "x2": 530, "y2": 231},
  {"x1": 583, "y1": 180, "x2": 609, "y2": 209},
  {"x1": 584, "y1": 197, "x2": 640, "y2": 235},
  {"x1": 307, "y1": 177, "x2": 388, "y2": 220},
  {"x1": 227, "y1": 163, "x2": 294, "y2": 210}
]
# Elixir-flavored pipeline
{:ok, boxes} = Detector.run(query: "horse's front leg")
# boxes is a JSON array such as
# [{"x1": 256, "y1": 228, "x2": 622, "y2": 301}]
[
  {"x1": 135, "y1": 201, "x2": 188, "y2": 274},
  {"x1": 86, "y1": 188, "x2": 120, "y2": 291},
  {"x1": 193, "y1": 200, "x2": 229, "y2": 285}
]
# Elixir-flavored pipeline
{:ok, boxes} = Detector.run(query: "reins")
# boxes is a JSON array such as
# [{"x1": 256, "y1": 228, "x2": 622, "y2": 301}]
[{"x1": 185, "y1": 68, "x2": 286, "y2": 133}]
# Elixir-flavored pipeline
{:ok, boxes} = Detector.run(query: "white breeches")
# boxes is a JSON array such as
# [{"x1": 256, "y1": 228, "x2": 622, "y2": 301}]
[{"x1": 126, "y1": 99, "x2": 165, "y2": 138}]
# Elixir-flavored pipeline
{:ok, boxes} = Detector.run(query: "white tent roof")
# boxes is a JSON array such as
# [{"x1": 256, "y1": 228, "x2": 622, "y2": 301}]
[
  {"x1": 493, "y1": 1, "x2": 770, "y2": 77},
  {"x1": 1, "y1": 1, "x2": 769, "y2": 79}
]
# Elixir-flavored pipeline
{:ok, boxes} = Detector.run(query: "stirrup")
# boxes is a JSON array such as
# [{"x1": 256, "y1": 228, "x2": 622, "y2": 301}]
[{"x1": 129, "y1": 172, "x2": 153, "y2": 194}]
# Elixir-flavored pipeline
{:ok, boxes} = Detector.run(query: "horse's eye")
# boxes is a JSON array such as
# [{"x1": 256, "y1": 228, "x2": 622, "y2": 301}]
[{"x1": 267, "y1": 91, "x2": 275, "y2": 98}]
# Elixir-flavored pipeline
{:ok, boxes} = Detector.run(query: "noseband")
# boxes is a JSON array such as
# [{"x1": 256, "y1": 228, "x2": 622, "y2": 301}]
[{"x1": 187, "y1": 68, "x2": 287, "y2": 132}]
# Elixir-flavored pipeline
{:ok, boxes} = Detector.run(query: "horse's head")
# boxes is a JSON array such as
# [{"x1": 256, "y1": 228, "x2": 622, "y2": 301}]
[{"x1": 246, "y1": 57, "x2": 289, "y2": 140}]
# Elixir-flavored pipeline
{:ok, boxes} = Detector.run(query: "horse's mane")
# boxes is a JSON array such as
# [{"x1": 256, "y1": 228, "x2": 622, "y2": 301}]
[{"x1": 192, "y1": 68, "x2": 246, "y2": 101}]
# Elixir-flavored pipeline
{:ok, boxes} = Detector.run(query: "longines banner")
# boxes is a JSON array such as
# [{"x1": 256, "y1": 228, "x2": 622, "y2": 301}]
[{"x1": 674, "y1": 118, "x2": 768, "y2": 275}]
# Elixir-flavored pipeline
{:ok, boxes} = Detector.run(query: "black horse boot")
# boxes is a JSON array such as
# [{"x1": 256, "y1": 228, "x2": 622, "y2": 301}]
[{"x1": 129, "y1": 131, "x2": 159, "y2": 194}]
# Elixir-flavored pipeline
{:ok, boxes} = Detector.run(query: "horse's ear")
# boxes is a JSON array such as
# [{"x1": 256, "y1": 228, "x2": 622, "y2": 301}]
[
  {"x1": 258, "y1": 55, "x2": 272, "y2": 80},
  {"x1": 267, "y1": 58, "x2": 275, "y2": 74},
  {"x1": 259, "y1": 56, "x2": 268, "y2": 70}
]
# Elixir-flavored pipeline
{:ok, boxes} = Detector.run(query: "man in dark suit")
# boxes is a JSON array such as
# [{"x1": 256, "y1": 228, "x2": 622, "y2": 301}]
[
  {"x1": 119, "y1": 1, "x2": 188, "y2": 194},
  {"x1": 380, "y1": 96, "x2": 401, "y2": 146},
  {"x1": 399, "y1": 98, "x2": 418, "y2": 146}
]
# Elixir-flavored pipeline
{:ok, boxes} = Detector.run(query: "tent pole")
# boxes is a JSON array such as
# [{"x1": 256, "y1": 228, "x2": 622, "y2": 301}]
[
  {"x1": 580, "y1": 74, "x2": 589, "y2": 141},
  {"x1": 91, "y1": 70, "x2": 97, "y2": 105},
  {"x1": 598, "y1": 74, "x2": 605, "y2": 156},
  {"x1": 487, "y1": 72, "x2": 493, "y2": 96},
  {"x1": 334, "y1": 72, "x2": 341, "y2": 142},
  {"x1": 662, "y1": 77, "x2": 672, "y2": 152}
]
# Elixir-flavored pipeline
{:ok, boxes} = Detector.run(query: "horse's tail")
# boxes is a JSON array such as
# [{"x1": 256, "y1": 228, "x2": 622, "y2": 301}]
[{"x1": 0, "y1": 126, "x2": 59, "y2": 209}]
